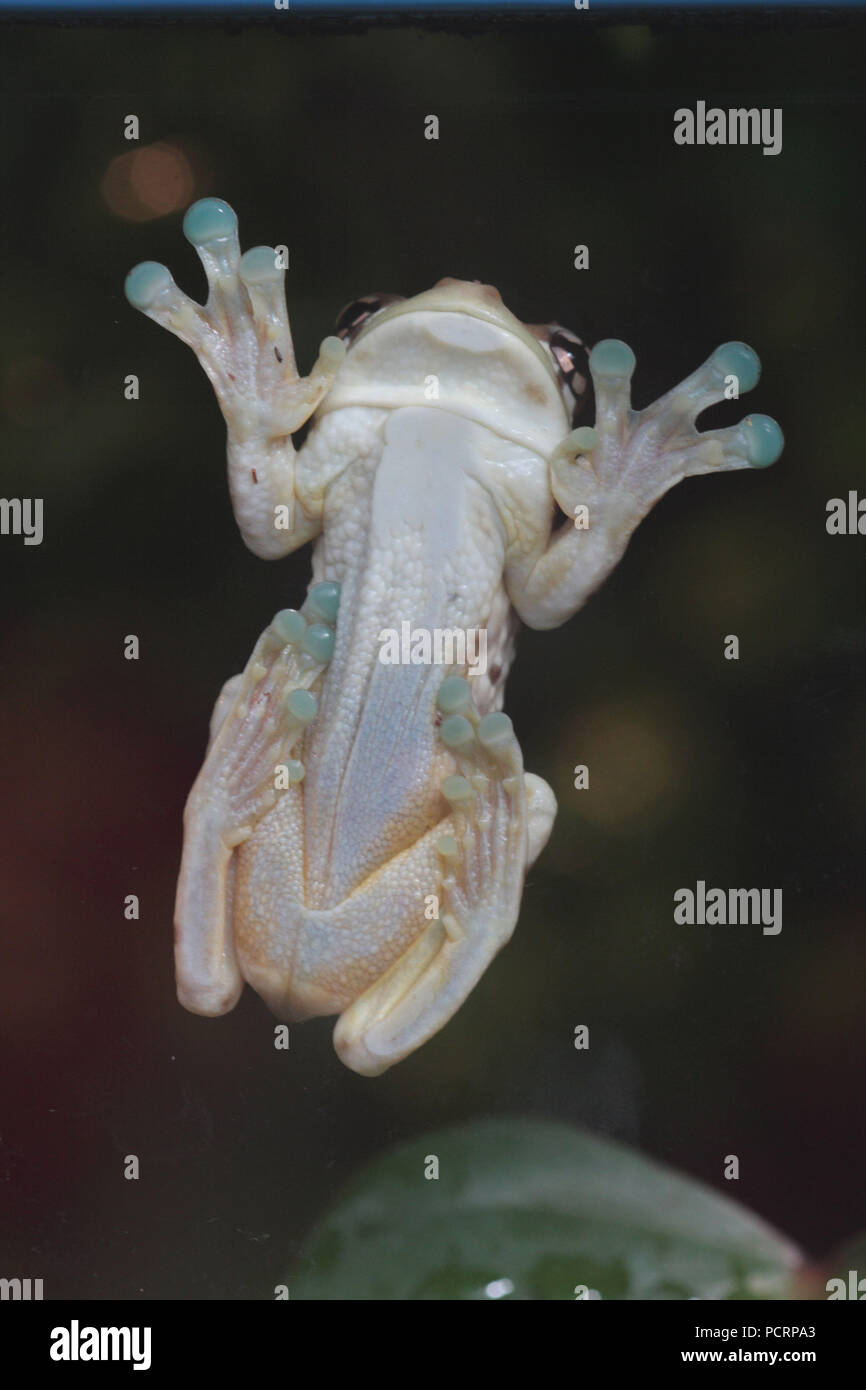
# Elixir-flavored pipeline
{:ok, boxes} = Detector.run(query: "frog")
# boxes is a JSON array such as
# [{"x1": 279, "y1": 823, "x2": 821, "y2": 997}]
[{"x1": 125, "y1": 197, "x2": 782, "y2": 1076}]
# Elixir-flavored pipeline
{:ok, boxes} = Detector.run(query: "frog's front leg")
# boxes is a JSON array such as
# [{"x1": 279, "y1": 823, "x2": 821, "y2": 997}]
[
  {"x1": 507, "y1": 339, "x2": 784, "y2": 629},
  {"x1": 125, "y1": 198, "x2": 345, "y2": 558},
  {"x1": 333, "y1": 678, "x2": 556, "y2": 1077},
  {"x1": 175, "y1": 585, "x2": 341, "y2": 1016}
]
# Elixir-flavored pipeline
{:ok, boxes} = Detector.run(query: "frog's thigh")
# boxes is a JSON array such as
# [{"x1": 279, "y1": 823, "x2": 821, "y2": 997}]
[{"x1": 333, "y1": 703, "x2": 551, "y2": 1077}]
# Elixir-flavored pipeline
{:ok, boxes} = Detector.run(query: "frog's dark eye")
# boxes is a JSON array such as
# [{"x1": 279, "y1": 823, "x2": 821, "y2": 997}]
[
  {"x1": 525, "y1": 320, "x2": 588, "y2": 414},
  {"x1": 538, "y1": 324, "x2": 589, "y2": 421},
  {"x1": 335, "y1": 293, "x2": 404, "y2": 343},
  {"x1": 547, "y1": 325, "x2": 588, "y2": 395}
]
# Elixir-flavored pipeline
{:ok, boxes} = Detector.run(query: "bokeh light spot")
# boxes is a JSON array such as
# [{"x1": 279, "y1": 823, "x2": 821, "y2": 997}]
[
  {"x1": 567, "y1": 697, "x2": 684, "y2": 830},
  {"x1": 101, "y1": 142, "x2": 197, "y2": 222}
]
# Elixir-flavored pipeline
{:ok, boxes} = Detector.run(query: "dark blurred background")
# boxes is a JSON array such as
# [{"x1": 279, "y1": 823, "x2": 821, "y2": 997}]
[{"x1": 0, "y1": 10, "x2": 864, "y2": 1298}]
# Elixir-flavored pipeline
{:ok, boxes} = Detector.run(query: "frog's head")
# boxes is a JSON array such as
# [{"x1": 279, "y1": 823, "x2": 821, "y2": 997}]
[{"x1": 317, "y1": 278, "x2": 587, "y2": 458}]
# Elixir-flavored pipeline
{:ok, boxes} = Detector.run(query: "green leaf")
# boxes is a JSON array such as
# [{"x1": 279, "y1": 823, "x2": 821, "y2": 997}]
[{"x1": 290, "y1": 1117, "x2": 802, "y2": 1300}]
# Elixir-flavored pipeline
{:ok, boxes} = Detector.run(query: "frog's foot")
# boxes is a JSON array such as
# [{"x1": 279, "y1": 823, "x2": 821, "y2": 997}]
[
  {"x1": 553, "y1": 338, "x2": 784, "y2": 538},
  {"x1": 203, "y1": 582, "x2": 342, "y2": 835},
  {"x1": 510, "y1": 339, "x2": 784, "y2": 629},
  {"x1": 333, "y1": 676, "x2": 553, "y2": 1077},
  {"x1": 174, "y1": 582, "x2": 341, "y2": 1015},
  {"x1": 125, "y1": 198, "x2": 345, "y2": 443},
  {"x1": 126, "y1": 199, "x2": 345, "y2": 558}
]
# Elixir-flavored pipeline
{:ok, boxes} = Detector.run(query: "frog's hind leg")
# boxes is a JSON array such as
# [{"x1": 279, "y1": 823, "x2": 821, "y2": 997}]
[
  {"x1": 524, "y1": 772, "x2": 558, "y2": 867},
  {"x1": 333, "y1": 677, "x2": 555, "y2": 1077},
  {"x1": 174, "y1": 583, "x2": 341, "y2": 1016},
  {"x1": 207, "y1": 673, "x2": 243, "y2": 746}
]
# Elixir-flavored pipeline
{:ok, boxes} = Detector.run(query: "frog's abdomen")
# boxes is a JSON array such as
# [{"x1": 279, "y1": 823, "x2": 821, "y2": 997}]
[{"x1": 301, "y1": 406, "x2": 513, "y2": 909}]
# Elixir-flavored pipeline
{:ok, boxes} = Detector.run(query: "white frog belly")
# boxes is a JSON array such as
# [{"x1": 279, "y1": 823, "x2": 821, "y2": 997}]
[{"x1": 302, "y1": 406, "x2": 509, "y2": 907}]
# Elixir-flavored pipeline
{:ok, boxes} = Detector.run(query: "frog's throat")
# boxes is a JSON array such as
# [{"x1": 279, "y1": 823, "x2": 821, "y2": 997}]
[{"x1": 348, "y1": 279, "x2": 563, "y2": 392}]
